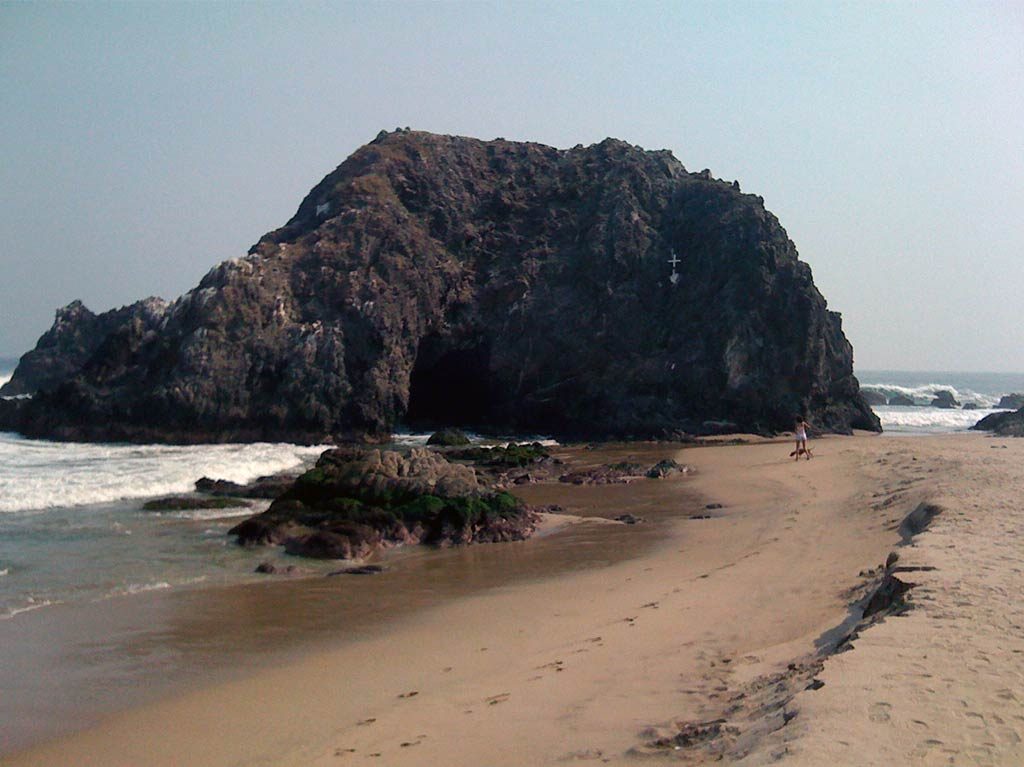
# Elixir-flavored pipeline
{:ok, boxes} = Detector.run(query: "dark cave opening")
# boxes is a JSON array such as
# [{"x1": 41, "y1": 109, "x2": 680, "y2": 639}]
[{"x1": 405, "y1": 334, "x2": 493, "y2": 428}]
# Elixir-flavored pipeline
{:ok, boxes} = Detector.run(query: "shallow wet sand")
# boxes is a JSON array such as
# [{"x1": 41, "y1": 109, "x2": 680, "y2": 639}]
[
  {"x1": 0, "y1": 442, "x2": 691, "y2": 755},
  {"x1": 9, "y1": 434, "x2": 1018, "y2": 765}
]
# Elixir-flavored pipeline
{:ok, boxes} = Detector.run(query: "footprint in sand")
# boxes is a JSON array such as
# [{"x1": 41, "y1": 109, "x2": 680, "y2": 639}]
[
  {"x1": 486, "y1": 692, "x2": 511, "y2": 705},
  {"x1": 869, "y1": 702, "x2": 892, "y2": 723},
  {"x1": 398, "y1": 690, "x2": 419, "y2": 699},
  {"x1": 558, "y1": 747, "x2": 605, "y2": 761}
]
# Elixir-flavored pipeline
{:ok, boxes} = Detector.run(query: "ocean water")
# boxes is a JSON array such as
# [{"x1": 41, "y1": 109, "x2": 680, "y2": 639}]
[
  {"x1": 857, "y1": 369, "x2": 1024, "y2": 434},
  {"x1": 0, "y1": 359, "x2": 558, "y2": 623},
  {"x1": 0, "y1": 360, "x2": 334, "y2": 619}
]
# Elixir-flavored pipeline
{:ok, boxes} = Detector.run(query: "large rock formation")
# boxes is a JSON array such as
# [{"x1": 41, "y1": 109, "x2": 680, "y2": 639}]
[{"x1": 0, "y1": 130, "x2": 879, "y2": 442}]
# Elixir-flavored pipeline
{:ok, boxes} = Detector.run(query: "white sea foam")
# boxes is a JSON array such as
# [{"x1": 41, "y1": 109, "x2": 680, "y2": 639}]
[
  {"x1": 0, "y1": 372, "x2": 10, "y2": 389},
  {"x1": 873, "y1": 406, "x2": 1001, "y2": 433},
  {"x1": 106, "y1": 576, "x2": 207, "y2": 599},
  {"x1": 391, "y1": 430, "x2": 559, "y2": 448},
  {"x1": 0, "y1": 434, "x2": 327, "y2": 513},
  {"x1": 0, "y1": 596, "x2": 59, "y2": 621}
]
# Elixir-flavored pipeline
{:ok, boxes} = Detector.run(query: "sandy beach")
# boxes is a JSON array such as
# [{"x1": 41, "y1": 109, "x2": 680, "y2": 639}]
[{"x1": 6, "y1": 432, "x2": 1023, "y2": 766}]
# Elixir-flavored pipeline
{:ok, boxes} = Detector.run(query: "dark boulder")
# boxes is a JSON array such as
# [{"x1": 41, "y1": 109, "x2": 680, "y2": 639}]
[
  {"x1": 997, "y1": 393, "x2": 1024, "y2": 410},
  {"x1": 615, "y1": 514, "x2": 645, "y2": 524},
  {"x1": 2, "y1": 131, "x2": 879, "y2": 442},
  {"x1": 929, "y1": 390, "x2": 959, "y2": 409},
  {"x1": 255, "y1": 561, "x2": 307, "y2": 576},
  {"x1": 646, "y1": 459, "x2": 686, "y2": 478},
  {"x1": 972, "y1": 407, "x2": 1024, "y2": 437},
  {"x1": 888, "y1": 394, "x2": 916, "y2": 406},
  {"x1": 426, "y1": 428, "x2": 471, "y2": 446},
  {"x1": 962, "y1": 402, "x2": 979, "y2": 411},
  {"x1": 142, "y1": 496, "x2": 251, "y2": 511},
  {"x1": 194, "y1": 475, "x2": 298, "y2": 499},
  {"x1": 861, "y1": 390, "x2": 887, "y2": 407}
]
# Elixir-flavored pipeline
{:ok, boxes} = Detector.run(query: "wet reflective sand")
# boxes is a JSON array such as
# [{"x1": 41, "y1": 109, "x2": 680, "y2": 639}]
[{"x1": 0, "y1": 443, "x2": 697, "y2": 755}]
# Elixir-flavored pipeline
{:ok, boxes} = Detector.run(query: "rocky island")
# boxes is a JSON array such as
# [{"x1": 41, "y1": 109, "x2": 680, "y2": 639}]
[
  {"x1": 0, "y1": 130, "x2": 879, "y2": 442},
  {"x1": 229, "y1": 446, "x2": 537, "y2": 559}
]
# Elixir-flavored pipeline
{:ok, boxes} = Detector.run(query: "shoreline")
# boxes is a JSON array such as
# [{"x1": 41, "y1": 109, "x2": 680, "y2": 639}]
[
  {"x1": 5, "y1": 432, "x2": 1020, "y2": 764},
  {"x1": 0, "y1": 442, "x2": 692, "y2": 756}
]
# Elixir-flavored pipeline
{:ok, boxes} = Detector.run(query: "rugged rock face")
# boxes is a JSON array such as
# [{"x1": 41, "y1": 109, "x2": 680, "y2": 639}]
[
  {"x1": 1, "y1": 130, "x2": 879, "y2": 442},
  {"x1": 229, "y1": 446, "x2": 536, "y2": 559},
  {"x1": 0, "y1": 298, "x2": 167, "y2": 397}
]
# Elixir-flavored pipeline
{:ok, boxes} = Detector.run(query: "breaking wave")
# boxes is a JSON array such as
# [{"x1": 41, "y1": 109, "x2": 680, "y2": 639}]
[
  {"x1": 0, "y1": 433, "x2": 327, "y2": 513},
  {"x1": 872, "y1": 406, "x2": 1003, "y2": 433},
  {"x1": 860, "y1": 382, "x2": 1001, "y2": 408}
]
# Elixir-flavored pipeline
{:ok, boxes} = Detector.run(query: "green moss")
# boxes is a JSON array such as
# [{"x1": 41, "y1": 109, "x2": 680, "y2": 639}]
[
  {"x1": 448, "y1": 442, "x2": 549, "y2": 468},
  {"x1": 143, "y1": 496, "x2": 251, "y2": 511},
  {"x1": 609, "y1": 462, "x2": 645, "y2": 474},
  {"x1": 426, "y1": 428, "x2": 471, "y2": 446}
]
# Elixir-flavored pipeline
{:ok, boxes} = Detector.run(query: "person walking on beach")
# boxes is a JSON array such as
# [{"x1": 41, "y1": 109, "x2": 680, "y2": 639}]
[{"x1": 793, "y1": 416, "x2": 812, "y2": 460}]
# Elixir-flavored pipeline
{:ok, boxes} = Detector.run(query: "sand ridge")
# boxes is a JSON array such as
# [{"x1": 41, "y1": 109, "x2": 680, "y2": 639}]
[{"x1": 743, "y1": 433, "x2": 1024, "y2": 766}]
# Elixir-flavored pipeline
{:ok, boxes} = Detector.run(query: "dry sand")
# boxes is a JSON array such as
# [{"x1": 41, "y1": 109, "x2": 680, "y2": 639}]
[{"x1": 7, "y1": 433, "x2": 1022, "y2": 766}]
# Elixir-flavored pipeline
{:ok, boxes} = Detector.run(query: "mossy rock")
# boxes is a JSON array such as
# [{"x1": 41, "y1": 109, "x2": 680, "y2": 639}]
[
  {"x1": 427, "y1": 428, "x2": 471, "y2": 446},
  {"x1": 646, "y1": 459, "x2": 683, "y2": 479},
  {"x1": 449, "y1": 442, "x2": 550, "y2": 467},
  {"x1": 230, "y1": 447, "x2": 535, "y2": 557},
  {"x1": 608, "y1": 461, "x2": 645, "y2": 474}
]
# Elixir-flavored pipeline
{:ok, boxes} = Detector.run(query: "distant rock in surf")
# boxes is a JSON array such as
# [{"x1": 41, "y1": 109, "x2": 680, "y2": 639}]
[
  {"x1": 929, "y1": 390, "x2": 960, "y2": 409},
  {"x1": 888, "y1": 394, "x2": 916, "y2": 406},
  {"x1": 861, "y1": 390, "x2": 887, "y2": 407},
  {"x1": 1, "y1": 130, "x2": 879, "y2": 443},
  {"x1": 972, "y1": 407, "x2": 1024, "y2": 437},
  {"x1": 996, "y1": 393, "x2": 1024, "y2": 410}
]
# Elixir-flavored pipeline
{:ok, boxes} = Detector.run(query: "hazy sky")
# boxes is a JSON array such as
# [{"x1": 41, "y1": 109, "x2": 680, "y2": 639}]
[{"x1": 2, "y1": 1, "x2": 1022, "y2": 372}]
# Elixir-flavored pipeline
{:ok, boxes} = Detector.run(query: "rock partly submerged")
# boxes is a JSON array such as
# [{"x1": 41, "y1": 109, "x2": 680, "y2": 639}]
[
  {"x1": 929, "y1": 390, "x2": 960, "y2": 409},
  {"x1": 972, "y1": 407, "x2": 1024, "y2": 437},
  {"x1": 861, "y1": 390, "x2": 887, "y2": 407},
  {"x1": 228, "y1": 446, "x2": 538, "y2": 560},
  {"x1": 1, "y1": 130, "x2": 879, "y2": 442},
  {"x1": 996, "y1": 393, "x2": 1024, "y2": 410}
]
